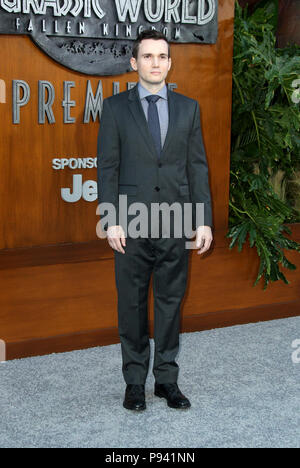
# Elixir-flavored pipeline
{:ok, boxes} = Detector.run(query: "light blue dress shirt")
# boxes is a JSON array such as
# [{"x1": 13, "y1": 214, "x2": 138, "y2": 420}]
[{"x1": 137, "y1": 83, "x2": 169, "y2": 148}]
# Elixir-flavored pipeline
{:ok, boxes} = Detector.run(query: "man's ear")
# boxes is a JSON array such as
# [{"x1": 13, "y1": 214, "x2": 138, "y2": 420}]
[
  {"x1": 168, "y1": 58, "x2": 172, "y2": 72},
  {"x1": 130, "y1": 57, "x2": 138, "y2": 71}
]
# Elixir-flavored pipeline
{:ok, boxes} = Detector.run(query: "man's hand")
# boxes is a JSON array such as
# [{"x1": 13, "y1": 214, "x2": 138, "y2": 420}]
[
  {"x1": 195, "y1": 225, "x2": 213, "y2": 255},
  {"x1": 107, "y1": 225, "x2": 126, "y2": 254}
]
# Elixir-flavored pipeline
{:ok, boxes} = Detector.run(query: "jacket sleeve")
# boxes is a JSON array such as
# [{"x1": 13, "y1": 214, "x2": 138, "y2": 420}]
[
  {"x1": 97, "y1": 98, "x2": 120, "y2": 231},
  {"x1": 187, "y1": 102, "x2": 213, "y2": 229}
]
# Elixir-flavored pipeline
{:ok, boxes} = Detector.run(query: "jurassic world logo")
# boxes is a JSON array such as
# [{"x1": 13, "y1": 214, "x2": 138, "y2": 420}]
[{"x1": 0, "y1": 0, "x2": 218, "y2": 75}]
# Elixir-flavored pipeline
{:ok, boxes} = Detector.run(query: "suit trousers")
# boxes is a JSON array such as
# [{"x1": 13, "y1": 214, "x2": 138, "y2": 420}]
[{"x1": 114, "y1": 236, "x2": 190, "y2": 385}]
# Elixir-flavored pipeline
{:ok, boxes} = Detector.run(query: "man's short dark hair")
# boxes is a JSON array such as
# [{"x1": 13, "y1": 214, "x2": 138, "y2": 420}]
[{"x1": 132, "y1": 29, "x2": 171, "y2": 60}]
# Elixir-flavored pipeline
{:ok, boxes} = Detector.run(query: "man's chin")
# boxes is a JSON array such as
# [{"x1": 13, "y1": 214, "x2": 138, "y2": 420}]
[{"x1": 145, "y1": 77, "x2": 165, "y2": 86}]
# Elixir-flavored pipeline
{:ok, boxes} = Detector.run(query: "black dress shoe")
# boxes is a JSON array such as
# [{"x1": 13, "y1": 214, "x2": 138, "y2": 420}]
[
  {"x1": 154, "y1": 383, "x2": 191, "y2": 409},
  {"x1": 123, "y1": 384, "x2": 146, "y2": 411}
]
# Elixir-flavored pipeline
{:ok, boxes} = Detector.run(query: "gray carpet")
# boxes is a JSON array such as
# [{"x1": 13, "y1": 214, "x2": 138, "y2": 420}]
[{"x1": 0, "y1": 316, "x2": 299, "y2": 448}]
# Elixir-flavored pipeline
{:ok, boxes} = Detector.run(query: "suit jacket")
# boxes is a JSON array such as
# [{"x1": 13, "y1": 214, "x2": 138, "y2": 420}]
[{"x1": 97, "y1": 84, "x2": 213, "y2": 237}]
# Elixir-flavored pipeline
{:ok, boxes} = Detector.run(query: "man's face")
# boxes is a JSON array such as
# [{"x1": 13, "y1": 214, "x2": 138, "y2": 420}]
[{"x1": 130, "y1": 39, "x2": 171, "y2": 88}]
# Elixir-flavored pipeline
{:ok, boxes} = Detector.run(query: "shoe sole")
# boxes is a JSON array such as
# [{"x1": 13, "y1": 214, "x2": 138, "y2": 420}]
[{"x1": 154, "y1": 391, "x2": 191, "y2": 409}]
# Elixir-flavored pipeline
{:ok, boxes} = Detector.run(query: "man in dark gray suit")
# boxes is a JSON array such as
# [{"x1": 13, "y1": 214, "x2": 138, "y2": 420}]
[{"x1": 97, "y1": 30, "x2": 213, "y2": 411}]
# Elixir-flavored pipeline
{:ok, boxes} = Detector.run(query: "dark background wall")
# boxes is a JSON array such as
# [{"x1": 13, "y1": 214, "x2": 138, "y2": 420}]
[{"x1": 277, "y1": 0, "x2": 300, "y2": 47}]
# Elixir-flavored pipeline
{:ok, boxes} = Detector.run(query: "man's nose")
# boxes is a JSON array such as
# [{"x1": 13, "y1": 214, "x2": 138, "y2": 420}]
[{"x1": 152, "y1": 57, "x2": 159, "y2": 67}]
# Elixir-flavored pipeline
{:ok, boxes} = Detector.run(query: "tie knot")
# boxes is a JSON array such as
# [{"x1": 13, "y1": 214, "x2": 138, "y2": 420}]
[{"x1": 146, "y1": 95, "x2": 161, "y2": 104}]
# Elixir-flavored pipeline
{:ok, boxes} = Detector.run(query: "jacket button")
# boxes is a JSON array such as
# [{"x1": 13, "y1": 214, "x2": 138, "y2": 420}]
[
  {"x1": 155, "y1": 186, "x2": 160, "y2": 192},
  {"x1": 158, "y1": 163, "x2": 162, "y2": 168}
]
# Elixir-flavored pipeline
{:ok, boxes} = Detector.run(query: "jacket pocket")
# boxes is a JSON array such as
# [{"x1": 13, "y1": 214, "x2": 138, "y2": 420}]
[{"x1": 118, "y1": 184, "x2": 137, "y2": 196}]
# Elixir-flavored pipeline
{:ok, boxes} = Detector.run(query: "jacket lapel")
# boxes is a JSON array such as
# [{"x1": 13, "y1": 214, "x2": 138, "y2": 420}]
[
  {"x1": 161, "y1": 87, "x2": 176, "y2": 157},
  {"x1": 128, "y1": 86, "x2": 157, "y2": 160},
  {"x1": 128, "y1": 84, "x2": 177, "y2": 161}
]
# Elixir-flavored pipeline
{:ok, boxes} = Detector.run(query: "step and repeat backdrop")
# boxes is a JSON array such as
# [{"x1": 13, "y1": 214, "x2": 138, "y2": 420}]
[
  {"x1": 0, "y1": 1, "x2": 247, "y2": 359},
  {"x1": 0, "y1": 0, "x2": 230, "y2": 250}
]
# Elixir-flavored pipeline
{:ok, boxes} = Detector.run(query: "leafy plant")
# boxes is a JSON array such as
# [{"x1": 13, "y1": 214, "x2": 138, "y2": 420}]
[{"x1": 227, "y1": 0, "x2": 300, "y2": 289}]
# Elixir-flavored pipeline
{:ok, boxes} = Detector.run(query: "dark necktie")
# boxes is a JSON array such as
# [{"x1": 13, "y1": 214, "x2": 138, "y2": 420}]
[{"x1": 146, "y1": 95, "x2": 162, "y2": 157}]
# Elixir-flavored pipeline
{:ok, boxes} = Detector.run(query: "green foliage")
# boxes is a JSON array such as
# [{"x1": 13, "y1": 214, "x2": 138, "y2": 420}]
[{"x1": 228, "y1": 0, "x2": 300, "y2": 289}]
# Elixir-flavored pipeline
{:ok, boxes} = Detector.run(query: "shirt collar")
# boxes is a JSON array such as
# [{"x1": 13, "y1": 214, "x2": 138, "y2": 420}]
[{"x1": 138, "y1": 83, "x2": 168, "y2": 101}]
